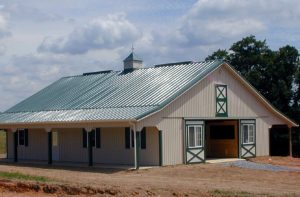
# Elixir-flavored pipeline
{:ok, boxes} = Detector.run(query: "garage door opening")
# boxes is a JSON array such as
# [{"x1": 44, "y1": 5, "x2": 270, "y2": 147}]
[
  {"x1": 206, "y1": 120, "x2": 238, "y2": 158},
  {"x1": 270, "y1": 125, "x2": 290, "y2": 156}
]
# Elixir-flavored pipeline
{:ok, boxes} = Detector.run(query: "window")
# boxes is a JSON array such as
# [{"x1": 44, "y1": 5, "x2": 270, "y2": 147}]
[
  {"x1": 18, "y1": 129, "x2": 28, "y2": 146},
  {"x1": 242, "y1": 124, "x2": 255, "y2": 144},
  {"x1": 188, "y1": 125, "x2": 203, "y2": 148},
  {"x1": 82, "y1": 128, "x2": 101, "y2": 148},
  {"x1": 216, "y1": 84, "x2": 228, "y2": 117}
]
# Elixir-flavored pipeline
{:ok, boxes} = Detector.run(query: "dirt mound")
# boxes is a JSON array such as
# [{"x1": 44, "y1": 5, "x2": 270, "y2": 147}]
[{"x1": 0, "y1": 179, "x2": 124, "y2": 196}]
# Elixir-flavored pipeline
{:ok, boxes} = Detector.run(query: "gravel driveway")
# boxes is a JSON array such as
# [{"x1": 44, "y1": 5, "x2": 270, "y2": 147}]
[{"x1": 223, "y1": 160, "x2": 300, "y2": 172}]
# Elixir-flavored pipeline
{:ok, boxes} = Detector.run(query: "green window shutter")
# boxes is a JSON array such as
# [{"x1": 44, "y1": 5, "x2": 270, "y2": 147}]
[
  {"x1": 82, "y1": 129, "x2": 87, "y2": 148},
  {"x1": 125, "y1": 127, "x2": 130, "y2": 149},
  {"x1": 91, "y1": 130, "x2": 95, "y2": 147},
  {"x1": 131, "y1": 130, "x2": 134, "y2": 148},
  {"x1": 96, "y1": 128, "x2": 101, "y2": 148},
  {"x1": 24, "y1": 129, "x2": 29, "y2": 147},
  {"x1": 141, "y1": 128, "x2": 146, "y2": 149},
  {"x1": 215, "y1": 84, "x2": 228, "y2": 117}
]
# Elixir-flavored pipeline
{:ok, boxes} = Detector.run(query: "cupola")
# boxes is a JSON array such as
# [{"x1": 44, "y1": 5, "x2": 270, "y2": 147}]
[{"x1": 123, "y1": 52, "x2": 143, "y2": 70}]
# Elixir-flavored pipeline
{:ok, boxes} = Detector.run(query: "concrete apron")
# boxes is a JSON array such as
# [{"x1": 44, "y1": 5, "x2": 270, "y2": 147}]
[
  {"x1": 0, "y1": 158, "x2": 157, "y2": 170},
  {"x1": 206, "y1": 158, "x2": 245, "y2": 164}
]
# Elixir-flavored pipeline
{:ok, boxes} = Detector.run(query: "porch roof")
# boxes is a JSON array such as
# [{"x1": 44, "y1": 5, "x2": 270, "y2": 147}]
[{"x1": 0, "y1": 60, "x2": 222, "y2": 124}]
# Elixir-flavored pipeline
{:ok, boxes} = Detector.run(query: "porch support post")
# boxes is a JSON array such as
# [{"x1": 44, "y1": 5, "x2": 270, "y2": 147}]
[
  {"x1": 289, "y1": 127, "x2": 293, "y2": 157},
  {"x1": 12, "y1": 129, "x2": 18, "y2": 162},
  {"x1": 45, "y1": 128, "x2": 52, "y2": 165},
  {"x1": 134, "y1": 131, "x2": 141, "y2": 169},
  {"x1": 159, "y1": 130, "x2": 163, "y2": 166},
  {"x1": 85, "y1": 127, "x2": 93, "y2": 166}
]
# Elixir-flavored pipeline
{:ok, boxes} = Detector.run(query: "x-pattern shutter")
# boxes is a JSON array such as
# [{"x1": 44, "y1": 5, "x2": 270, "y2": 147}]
[{"x1": 216, "y1": 85, "x2": 228, "y2": 117}]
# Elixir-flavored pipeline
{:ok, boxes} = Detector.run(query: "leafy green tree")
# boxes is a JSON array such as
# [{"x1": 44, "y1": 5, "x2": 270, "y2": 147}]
[
  {"x1": 205, "y1": 49, "x2": 229, "y2": 61},
  {"x1": 269, "y1": 45, "x2": 299, "y2": 114},
  {"x1": 229, "y1": 35, "x2": 275, "y2": 98},
  {"x1": 292, "y1": 67, "x2": 300, "y2": 122}
]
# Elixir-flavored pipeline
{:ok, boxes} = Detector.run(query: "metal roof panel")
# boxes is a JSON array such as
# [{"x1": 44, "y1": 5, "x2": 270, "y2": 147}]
[{"x1": 0, "y1": 60, "x2": 223, "y2": 124}]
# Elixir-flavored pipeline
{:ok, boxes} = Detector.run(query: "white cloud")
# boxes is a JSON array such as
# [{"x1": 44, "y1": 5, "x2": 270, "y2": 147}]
[
  {"x1": 38, "y1": 14, "x2": 141, "y2": 54},
  {"x1": 3, "y1": 3, "x2": 62, "y2": 22},
  {"x1": 1, "y1": 0, "x2": 300, "y2": 112},
  {"x1": 175, "y1": 0, "x2": 268, "y2": 47},
  {"x1": 0, "y1": 14, "x2": 11, "y2": 38}
]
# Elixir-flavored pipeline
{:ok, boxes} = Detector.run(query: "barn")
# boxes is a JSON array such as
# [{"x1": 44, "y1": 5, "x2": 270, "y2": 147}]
[{"x1": 0, "y1": 53, "x2": 297, "y2": 169}]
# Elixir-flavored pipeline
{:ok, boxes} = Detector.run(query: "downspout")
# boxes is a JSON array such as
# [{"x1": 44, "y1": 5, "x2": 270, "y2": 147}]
[{"x1": 129, "y1": 121, "x2": 138, "y2": 169}]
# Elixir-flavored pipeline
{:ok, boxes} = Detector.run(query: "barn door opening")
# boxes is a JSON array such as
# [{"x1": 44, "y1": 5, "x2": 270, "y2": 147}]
[
  {"x1": 240, "y1": 120, "x2": 256, "y2": 158},
  {"x1": 206, "y1": 120, "x2": 238, "y2": 158},
  {"x1": 269, "y1": 125, "x2": 290, "y2": 156},
  {"x1": 185, "y1": 120, "x2": 205, "y2": 164}
]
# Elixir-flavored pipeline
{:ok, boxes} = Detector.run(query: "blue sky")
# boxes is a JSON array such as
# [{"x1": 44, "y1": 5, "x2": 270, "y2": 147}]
[{"x1": 0, "y1": 0, "x2": 300, "y2": 111}]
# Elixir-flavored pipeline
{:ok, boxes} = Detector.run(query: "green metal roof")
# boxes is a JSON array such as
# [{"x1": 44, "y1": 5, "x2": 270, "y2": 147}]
[
  {"x1": 123, "y1": 52, "x2": 142, "y2": 62},
  {"x1": 0, "y1": 60, "x2": 223, "y2": 124}
]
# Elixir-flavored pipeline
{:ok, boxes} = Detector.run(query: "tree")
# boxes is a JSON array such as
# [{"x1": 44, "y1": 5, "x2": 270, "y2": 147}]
[
  {"x1": 269, "y1": 45, "x2": 299, "y2": 114},
  {"x1": 292, "y1": 67, "x2": 300, "y2": 123},
  {"x1": 205, "y1": 49, "x2": 229, "y2": 61},
  {"x1": 229, "y1": 35, "x2": 275, "y2": 98},
  {"x1": 206, "y1": 36, "x2": 300, "y2": 122}
]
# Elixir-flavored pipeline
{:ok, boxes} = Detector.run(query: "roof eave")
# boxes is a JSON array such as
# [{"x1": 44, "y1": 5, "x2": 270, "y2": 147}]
[{"x1": 0, "y1": 118, "x2": 138, "y2": 129}]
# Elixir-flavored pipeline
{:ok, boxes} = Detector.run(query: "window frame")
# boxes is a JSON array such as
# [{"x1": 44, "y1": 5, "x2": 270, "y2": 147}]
[
  {"x1": 52, "y1": 131, "x2": 58, "y2": 146},
  {"x1": 187, "y1": 125, "x2": 203, "y2": 148},
  {"x1": 242, "y1": 124, "x2": 255, "y2": 145}
]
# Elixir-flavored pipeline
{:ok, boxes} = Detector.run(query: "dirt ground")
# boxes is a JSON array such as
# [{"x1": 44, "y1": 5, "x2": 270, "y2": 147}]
[
  {"x1": 249, "y1": 156, "x2": 300, "y2": 168},
  {"x1": 0, "y1": 157, "x2": 299, "y2": 196}
]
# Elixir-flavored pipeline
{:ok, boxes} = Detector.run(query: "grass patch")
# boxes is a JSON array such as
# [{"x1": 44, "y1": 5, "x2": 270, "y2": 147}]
[
  {"x1": 0, "y1": 130, "x2": 6, "y2": 154},
  {"x1": 210, "y1": 189, "x2": 252, "y2": 197},
  {"x1": 0, "y1": 171, "x2": 50, "y2": 182}
]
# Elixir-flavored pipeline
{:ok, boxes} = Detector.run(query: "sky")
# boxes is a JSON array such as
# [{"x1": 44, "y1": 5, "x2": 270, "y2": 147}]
[{"x1": 0, "y1": 0, "x2": 300, "y2": 111}]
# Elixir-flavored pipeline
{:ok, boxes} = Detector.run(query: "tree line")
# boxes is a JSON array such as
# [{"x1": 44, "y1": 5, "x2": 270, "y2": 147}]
[{"x1": 206, "y1": 35, "x2": 300, "y2": 124}]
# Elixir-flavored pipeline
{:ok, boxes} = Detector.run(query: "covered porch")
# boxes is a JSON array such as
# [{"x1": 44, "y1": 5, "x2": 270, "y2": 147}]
[{"x1": 2, "y1": 121, "x2": 163, "y2": 169}]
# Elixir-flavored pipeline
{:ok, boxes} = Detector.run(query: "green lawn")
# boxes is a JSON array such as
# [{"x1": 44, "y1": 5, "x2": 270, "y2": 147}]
[
  {"x1": 0, "y1": 130, "x2": 6, "y2": 154},
  {"x1": 0, "y1": 171, "x2": 50, "y2": 182}
]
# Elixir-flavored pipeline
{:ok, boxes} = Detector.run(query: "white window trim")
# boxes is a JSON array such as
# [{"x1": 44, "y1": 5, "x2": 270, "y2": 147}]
[
  {"x1": 242, "y1": 124, "x2": 255, "y2": 145},
  {"x1": 52, "y1": 131, "x2": 58, "y2": 147},
  {"x1": 187, "y1": 125, "x2": 203, "y2": 148}
]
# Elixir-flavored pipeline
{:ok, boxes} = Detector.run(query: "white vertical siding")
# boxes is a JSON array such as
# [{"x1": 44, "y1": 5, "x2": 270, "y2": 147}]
[
  {"x1": 139, "y1": 65, "x2": 287, "y2": 165},
  {"x1": 18, "y1": 129, "x2": 48, "y2": 161},
  {"x1": 140, "y1": 127, "x2": 159, "y2": 166},
  {"x1": 93, "y1": 127, "x2": 134, "y2": 165},
  {"x1": 58, "y1": 128, "x2": 87, "y2": 162}
]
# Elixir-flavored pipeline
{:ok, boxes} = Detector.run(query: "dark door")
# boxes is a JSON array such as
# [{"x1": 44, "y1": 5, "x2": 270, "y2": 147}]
[{"x1": 270, "y1": 125, "x2": 289, "y2": 156}]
